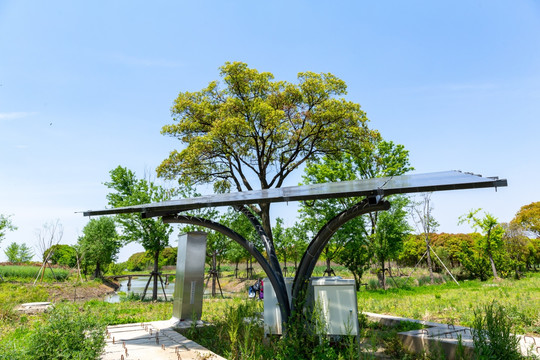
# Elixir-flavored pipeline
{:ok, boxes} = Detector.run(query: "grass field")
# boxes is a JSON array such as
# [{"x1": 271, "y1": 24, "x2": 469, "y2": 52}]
[
  {"x1": 358, "y1": 272, "x2": 540, "y2": 335},
  {"x1": 0, "y1": 264, "x2": 71, "y2": 282}
]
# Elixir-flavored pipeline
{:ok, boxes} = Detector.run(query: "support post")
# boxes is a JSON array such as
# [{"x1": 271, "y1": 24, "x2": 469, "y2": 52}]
[{"x1": 172, "y1": 231, "x2": 207, "y2": 322}]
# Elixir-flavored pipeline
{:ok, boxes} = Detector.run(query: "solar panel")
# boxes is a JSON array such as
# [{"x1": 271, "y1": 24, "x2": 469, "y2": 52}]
[{"x1": 82, "y1": 170, "x2": 507, "y2": 218}]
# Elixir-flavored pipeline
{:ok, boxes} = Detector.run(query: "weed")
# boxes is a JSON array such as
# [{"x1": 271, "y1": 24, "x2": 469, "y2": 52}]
[{"x1": 472, "y1": 301, "x2": 523, "y2": 360}]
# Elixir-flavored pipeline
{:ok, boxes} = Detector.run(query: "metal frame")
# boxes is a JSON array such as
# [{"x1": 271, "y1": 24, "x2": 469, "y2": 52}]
[{"x1": 83, "y1": 171, "x2": 507, "y2": 328}]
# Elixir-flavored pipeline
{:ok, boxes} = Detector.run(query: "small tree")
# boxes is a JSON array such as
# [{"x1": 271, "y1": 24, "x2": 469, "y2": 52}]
[
  {"x1": 35, "y1": 220, "x2": 63, "y2": 262},
  {"x1": 372, "y1": 196, "x2": 411, "y2": 289},
  {"x1": 78, "y1": 217, "x2": 120, "y2": 279},
  {"x1": 410, "y1": 193, "x2": 439, "y2": 284},
  {"x1": 105, "y1": 166, "x2": 177, "y2": 300},
  {"x1": 4, "y1": 242, "x2": 33, "y2": 263},
  {"x1": 459, "y1": 209, "x2": 504, "y2": 280}
]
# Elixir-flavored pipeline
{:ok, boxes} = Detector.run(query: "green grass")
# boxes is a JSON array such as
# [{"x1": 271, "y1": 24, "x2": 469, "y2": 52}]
[
  {"x1": 358, "y1": 272, "x2": 540, "y2": 335},
  {"x1": 0, "y1": 265, "x2": 71, "y2": 282}
]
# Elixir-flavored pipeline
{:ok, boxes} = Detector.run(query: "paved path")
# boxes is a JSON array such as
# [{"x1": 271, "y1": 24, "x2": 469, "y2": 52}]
[{"x1": 102, "y1": 320, "x2": 226, "y2": 360}]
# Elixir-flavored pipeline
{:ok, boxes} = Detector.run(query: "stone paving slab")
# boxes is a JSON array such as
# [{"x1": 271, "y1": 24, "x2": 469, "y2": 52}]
[{"x1": 102, "y1": 320, "x2": 226, "y2": 360}]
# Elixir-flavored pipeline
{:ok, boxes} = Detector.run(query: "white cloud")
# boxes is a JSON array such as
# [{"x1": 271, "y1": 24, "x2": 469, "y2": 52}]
[{"x1": 0, "y1": 112, "x2": 37, "y2": 121}]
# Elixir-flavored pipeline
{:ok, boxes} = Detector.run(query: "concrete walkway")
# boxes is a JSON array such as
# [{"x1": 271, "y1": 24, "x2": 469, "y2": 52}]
[{"x1": 102, "y1": 320, "x2": 226, "y2": 360}]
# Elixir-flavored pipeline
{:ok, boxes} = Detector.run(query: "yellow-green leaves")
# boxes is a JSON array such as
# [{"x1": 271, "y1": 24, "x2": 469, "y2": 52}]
[{"x1": 159, "y1": 61, "x2": 378, "y2": 195}]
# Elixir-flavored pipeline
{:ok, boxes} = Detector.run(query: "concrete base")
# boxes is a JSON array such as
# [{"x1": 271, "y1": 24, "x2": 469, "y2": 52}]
[
  {"x1": 15, "y1": 302, "x2": 53, "y2": 314},
  {"x1": 364, "y1": 312, "x2": 540, "y2": 359},
  {"x1": 102, "y1": 319, "x2": 225, "y2": 360}
]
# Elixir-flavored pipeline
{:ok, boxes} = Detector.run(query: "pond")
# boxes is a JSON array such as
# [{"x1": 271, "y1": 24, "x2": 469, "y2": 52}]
[{"x1": 105, "y1": 276, "x2": 176, "y2": 303}]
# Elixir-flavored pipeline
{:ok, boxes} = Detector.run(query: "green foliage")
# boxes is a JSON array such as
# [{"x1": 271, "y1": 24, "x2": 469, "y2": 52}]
[
  {"x1": 0, "y1": 265, "x2": 70, "y2": 281},
  {"x1": 372, "y1": 196, "x2": 411, "y2": 288},
  {"x1": 78, "y1": 217, "x2": 120, "y2": 278},
  {"x1": 299, "y1": 141, "x2": 412, "y2": 287},
  {"x1": 44, "y1": 244, "x2": 78, "y2": 268},
  {"x1": 459, "y1": 209, "x2": 507, "y2": 280},
  {"x1": 512, "y1": 201, "x2": 540, "y2": 237},
  {"x1": 472, "y1": 301, "x2": 523, "y2": 360},
  {"x1": 125, "y1": 247, "x2": 177, "y2": 271},
  {"x1": 0, "y1": 301, "x2": 106, "y2": 360},
  {"x1": 159, "y1": 61, "x2": 380, "y2": 239},
  {"x1": 105, "y1": 166, "x2": 175, "y2": 254},
  {"x1": 126, "y1": 251, "x2": 149, "y2": 271},
  {"x1": 182, "y1": 299, "x2": 361, "y2": 360},
  {"x1": 3, "y1": 242, "x2": 34, "y2": 263},
  {"x1": 0, "y1": 214, "x2": 16, "y2": 244}
]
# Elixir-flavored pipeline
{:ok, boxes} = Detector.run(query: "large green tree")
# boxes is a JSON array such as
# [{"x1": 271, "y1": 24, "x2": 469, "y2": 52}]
[
  {"x1": 299, "y1": 140, "x2": 413, "y2": 286},
  {"x1": 105, "y1": 166, "x2": 177, "y2": 300},
  {"x1": 158, "y1": 61, "x2": 378, "y2": 242},
  {"x1": 78, "y1": 217, "x2": 120, "y2": 278}
]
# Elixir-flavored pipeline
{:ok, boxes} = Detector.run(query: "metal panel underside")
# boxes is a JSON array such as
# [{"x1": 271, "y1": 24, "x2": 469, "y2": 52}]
[{"x1": 83, "y1": 171, "x2": 507, "y2": 217}]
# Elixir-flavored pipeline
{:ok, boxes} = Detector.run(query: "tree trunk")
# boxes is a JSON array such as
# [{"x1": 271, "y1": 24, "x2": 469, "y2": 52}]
[
  {"x1": 488, "y1": 251, "x2": 499, "y2": 280},
  {"x1": 378, "y1": 258, "x2": 386, "y2": 289},
  {"x1": 425, "y1": 235, "x2": 434, "y2": 284},
  {"x1": 152, "y1": 249, "x2": 159, "y2": 301},
  {"x1": 93, "y1": 261, "x2": 101, "y2": 279},
  {"x1": 326, "y1": 256, "x2": 331, "y2": 276},
  {"x1": 211, "y1": 251, "x2": 217, "y2": 297},
  {"x1": 259, "y1": 203, "x2": 273, "y2": 241},
  {"x1": 486, "y1": 229, "x2": 499, "y2": 280},
  {"x1": 283, "y1": 253, "x2": 287, "y2": 277}
]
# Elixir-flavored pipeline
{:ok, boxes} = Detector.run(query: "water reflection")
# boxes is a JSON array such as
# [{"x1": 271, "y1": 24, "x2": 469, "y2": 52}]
[{"x1": 105, "y1": 276, "x2": 175, "y2": 303}]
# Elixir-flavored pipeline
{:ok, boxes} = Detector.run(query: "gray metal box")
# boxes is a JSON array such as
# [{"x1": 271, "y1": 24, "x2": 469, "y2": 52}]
[
  {"x1": 309, "y1": 277, "x2": 358, "y2": 336},
  {"x1": 172, "y1": 231, "x2": 207, "y2": 321},
  {"x1": 263, "y1": 277, "x2": 358, "y2": 336},
  {"x1": 263, "y1": 277, "x2": 293, "y2": 335}
]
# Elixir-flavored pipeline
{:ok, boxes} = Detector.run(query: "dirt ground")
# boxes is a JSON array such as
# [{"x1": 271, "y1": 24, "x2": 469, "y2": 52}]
[{"x1": 42, "y1": 281, "x2": 118, "y2": 302}]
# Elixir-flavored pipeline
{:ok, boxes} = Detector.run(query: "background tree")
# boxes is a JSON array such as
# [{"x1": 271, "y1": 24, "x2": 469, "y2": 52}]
[
  {"x1": 511, "y1": 201, "x2": 540, "y2": 238},
  {"x1": 105, "y1": 166, "x2": 177, "y2": 300},
  {"x1": 35, "y1": 220, "x2": 63, "y2": 262},
  {"x1": 410, "y1": 192, "x2": 439, "y2": 284},
  {"x1": 0, "y1": 214, "x2": 17, "y2": 248},
  {"x1": 4, "y1": 242, "x2": 34, "y2": 263},
  {"x1": 77, "y1": 217, "x2": 120, "y2": 278},
  {"x1": 287, "y1": 222, "x2": 309, "y2": 271},
  {"x1": 372, "y1": 196, "x2": 411, "y2": 289},
  {"x1": 299, "y1": 140, "x2": 413, "y2": 284},
  {"x1": 501, "y1": 222, "x2": 529, "y2": 278},
  {"x1": 44, "y1": 244, "x2": 78, "y2": 268},
  {"x1": 273, "y1": 218, "x2": 298, "y2": 276},
  {"x1": 158, "y1": 61, "x2": 378, "y2": 245},
  {"x1": 459, "y1": 209, "x2": 504, "y2": 280}
]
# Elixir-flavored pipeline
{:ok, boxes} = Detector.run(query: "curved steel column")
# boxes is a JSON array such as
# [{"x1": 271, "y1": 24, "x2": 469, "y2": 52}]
[
  {"x1": 291, "y1": 199, "x2": 391, "y2": 313},
  {"x1": 234, "y1": 206, "x2": 288, "y2": 306},
  {"x1": 162, "y1": 214, "x2": 291, "y2": 323}
]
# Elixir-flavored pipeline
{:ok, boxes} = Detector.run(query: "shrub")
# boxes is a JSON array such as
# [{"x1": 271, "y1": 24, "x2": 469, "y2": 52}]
[
  {"x1": 472, "y1": 301, "x2": 523, "y2": 360},
  {"x1": 26, "y1": 303, "x2": 106, "y2": 360}
]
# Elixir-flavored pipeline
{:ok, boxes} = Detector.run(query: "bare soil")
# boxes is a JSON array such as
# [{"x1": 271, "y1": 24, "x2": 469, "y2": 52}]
[{"x1": 42, "y1": 281, "x2": 118, "y2": 302}]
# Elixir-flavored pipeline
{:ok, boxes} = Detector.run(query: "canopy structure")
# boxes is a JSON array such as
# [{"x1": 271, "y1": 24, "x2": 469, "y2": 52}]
[
  {"x1": 83, "y1": 171, "x2": 506, "y2": 218},
  {"x1": 82, "y1": 170, "x2": 507, "y2": 326}
]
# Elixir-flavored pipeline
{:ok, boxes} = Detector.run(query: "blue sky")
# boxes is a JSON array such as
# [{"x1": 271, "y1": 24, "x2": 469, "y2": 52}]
[{"x1": 1, "y1": 1, "x2": 539, "y2": 261}]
